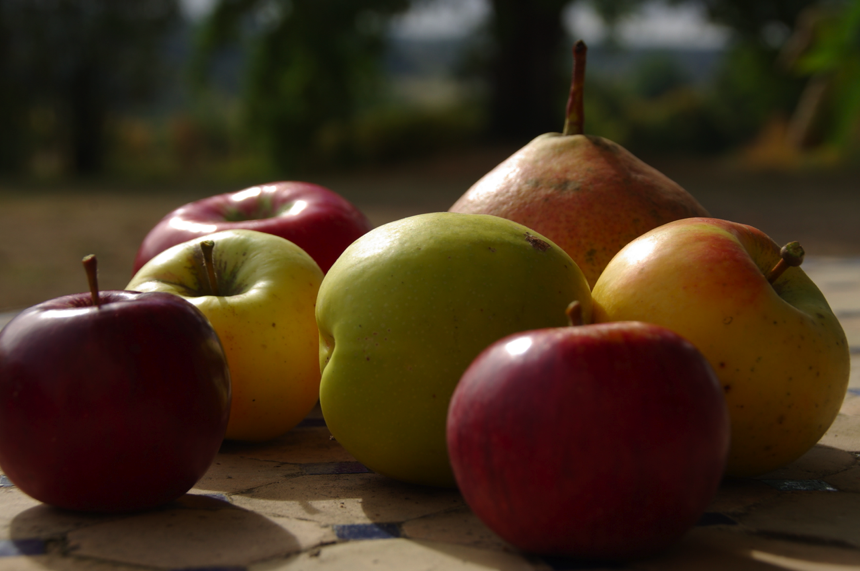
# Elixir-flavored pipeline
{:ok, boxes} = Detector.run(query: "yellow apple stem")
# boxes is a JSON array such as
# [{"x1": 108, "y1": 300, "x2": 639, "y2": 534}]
[
  {"x1": 562, "y1": 40, "x2": 587, "y2": 137},
  {"x1": 566, "y1": 300, "x2": 583, "y2": 327},
  {"x1": 766, "y1": 241, "x2": 805, "y2": 284},
  {"x1": 82, "y1": 254, "x2": 101, "y2": 308},
  {"x1": 200, "y1": 240, "x2": 219, "y2": 296}
]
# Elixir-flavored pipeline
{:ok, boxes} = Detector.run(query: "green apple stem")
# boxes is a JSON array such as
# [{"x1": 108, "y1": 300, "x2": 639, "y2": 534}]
[
  {"x1": 566, "y1": 300, "x2": 583, "y2": 327},
  {"x1": 200, "y1": 240, "x2": 219, "y2": 296},
  {"x1": 766, "y1": 241, "x2": 805, "y2": 284},
  {"x1": 562, "y1": 40, "x2": 587, "y2": 137},
  {"x1": 82, "y1": 254, "x2": 100, "y2": 308}
]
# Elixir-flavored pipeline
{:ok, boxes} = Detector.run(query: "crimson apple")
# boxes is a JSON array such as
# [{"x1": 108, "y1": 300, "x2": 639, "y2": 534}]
[
  {"x1": 0, "y1": 257, "x2": 231, "y2": 513},
  {"x1": 132, "y1": 181, "x2": 372, "y2": 274},
  {"x1": 447, "y1": 309, "x2": 730, "y2": 561}
]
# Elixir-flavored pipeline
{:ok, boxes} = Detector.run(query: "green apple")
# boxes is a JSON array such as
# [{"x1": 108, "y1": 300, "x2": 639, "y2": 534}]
[
  {"x1": 591, "y1": 217, "x2": 850, "y2": 477},
  {"x1": 128, "y1": 229, "x2": 324, "y2": 442},
  {"x1": 316, "y1": 212, "x2": 593, "y2": 488}
]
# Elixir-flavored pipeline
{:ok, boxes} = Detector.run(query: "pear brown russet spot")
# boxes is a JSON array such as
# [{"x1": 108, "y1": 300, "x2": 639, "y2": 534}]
[{"x1": 449, "y1": 40, "x2": 709, "y2": 288}]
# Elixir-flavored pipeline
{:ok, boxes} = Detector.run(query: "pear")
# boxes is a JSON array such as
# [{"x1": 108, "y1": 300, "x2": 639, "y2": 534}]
[{"x1": 450, "y1": 40, "x2": 710, "y2": 287}]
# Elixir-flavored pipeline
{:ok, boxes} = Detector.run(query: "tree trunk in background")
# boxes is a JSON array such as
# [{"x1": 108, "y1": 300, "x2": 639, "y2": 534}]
[
  {"x1": 68, "y1": 63, "x2": 106, "y2": 176},
  {"x1": 486, "y1": 0, "x2": 572, "y2": 144}
]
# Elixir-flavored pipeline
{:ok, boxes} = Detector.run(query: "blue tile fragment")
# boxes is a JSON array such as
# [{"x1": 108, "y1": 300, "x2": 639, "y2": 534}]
[
  {"x1": 696, "y1": 512, "x2": 737, "y2": 526},
  {"x1": 334, "y1": 522, "x2": 400, "y2": 541},
  {"x1": 0, "y1": 475, "x2": 14, "y2": 488},
  {"x1": 197, "y1": 493, "x2": 231, "y2": 503},
  {"x1": 0, "y1": 538, "x2": 46, "y2": 557},
  {"x1": 302, "y1": 462, "x2": 372, "y2": 475},
  {"x1": 760, "y1": 479, "x2": 838, "y2": 492}
]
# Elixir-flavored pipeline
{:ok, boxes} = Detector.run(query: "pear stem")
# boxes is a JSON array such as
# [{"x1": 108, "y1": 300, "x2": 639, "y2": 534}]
[
  {"x1": 200, "y1": 240, "x2": 219, "y2": 296},
  {"x1": 563, "y1": 40, "x2": 587, "y2": 136},
  {"x1": 767, "y1": 241, "x2": 805, "y2": 284},
  {"x1": 566, "y1": 300, "x2": 583, "y2": 327},
  {"x1": 82, "y1": 254, "x2": 100, "y2": 308}
]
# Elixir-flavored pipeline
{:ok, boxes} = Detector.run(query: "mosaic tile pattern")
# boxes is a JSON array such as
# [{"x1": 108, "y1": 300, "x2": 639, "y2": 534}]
[{"x1": 0, "y1": 257, "x2": 858, "y2": 570}]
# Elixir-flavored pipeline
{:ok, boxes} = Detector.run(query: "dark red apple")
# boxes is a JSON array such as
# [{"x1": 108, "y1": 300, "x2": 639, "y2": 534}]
[
  {"x1": 132, "y1": 181, "x2": 373, "y2": 274},
  {"x1": 447, "y1": 308, "x2": 730, "y2": 561},
  {"x1": 0, "y1": 257, "x2": 231, "y2": 513}
]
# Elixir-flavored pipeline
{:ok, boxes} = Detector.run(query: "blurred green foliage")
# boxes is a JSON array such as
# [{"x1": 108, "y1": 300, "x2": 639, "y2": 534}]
[
  {"x1": 1, "y1": 0, "x2": 858, "y2": 180},
  {"x1": 580, "y1": 57, "x2": 729, "y2": 156},
  {"x1": 0, "y1": 0, "x2": 181, "y2": 177},
  {"x1": 191, "y1": 0, "x2": 415, "y2": 175},
  {"x1": 581, "y1": 0, "x2": 855, "y2": 161},
  {"x1": 793, "y1": 0, "x2": 860, "y2": 149}
]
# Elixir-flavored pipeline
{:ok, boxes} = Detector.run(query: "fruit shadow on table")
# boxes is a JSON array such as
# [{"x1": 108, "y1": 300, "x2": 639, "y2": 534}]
[{"x1": 8, "y1": 494, "x2": 299, "y2": 570}]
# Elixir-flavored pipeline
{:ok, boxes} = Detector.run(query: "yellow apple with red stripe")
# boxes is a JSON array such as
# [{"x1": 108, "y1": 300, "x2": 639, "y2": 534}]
[
  {"x1": 128, "y1": 229, "x2": 323, "y2": 442},
  {"x1": 591, "y1": 217, "x2": 850, "y2": 476}
]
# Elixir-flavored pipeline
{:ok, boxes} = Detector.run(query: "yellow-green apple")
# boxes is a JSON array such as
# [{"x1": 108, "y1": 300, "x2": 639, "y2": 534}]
[
  {"x1": 448, "y1": 304, "x2": 729, "y2": 560},
  {"x1": 0, "y1": 256, "x2": 231, "y2": 512},
  {"x1": 128, "y1": 229, "x2": 323, "y2": 442},
  {"x1": 449, "y1": 41, "x2": 709, "y2": 287},
  {"x1": 591, "y1": 217, "x2": 850, "y2": 477},
  {"x1": 317, "y1": 212, "x2": 593, "y2": 488},
  {"x1": 132, "y1": 181, "x2": 372, "y2": 274}
]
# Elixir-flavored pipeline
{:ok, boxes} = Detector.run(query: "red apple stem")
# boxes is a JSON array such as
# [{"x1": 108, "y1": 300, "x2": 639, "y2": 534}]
[
  {"x1": 200, "y1": 240, "x2": 219, "y2": 296},
  {"x1": 766, "y1": 241, "x2": 805, "y2": 284},
  {"x1": 562, "y1": 40, "x2": 587, "y2": 137},
  {"x1": 566, "y1": 300, "x2": 583, "y2": 327},
  {"x1": 82, "y1": 254, "x2": 100, "y2": 308}
]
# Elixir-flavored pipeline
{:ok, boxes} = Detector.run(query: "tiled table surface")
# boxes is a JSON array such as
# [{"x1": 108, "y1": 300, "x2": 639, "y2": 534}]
[{"x1": 1, "y1": 256, "x2": 859, "y2": 571}]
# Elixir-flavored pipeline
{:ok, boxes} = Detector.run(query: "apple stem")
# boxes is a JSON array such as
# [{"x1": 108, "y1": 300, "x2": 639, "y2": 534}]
[
  {"x1": 200, "y1": 240, "x2": 219, "y2": 296},
  {"x1": 766, "y1": 241, "x2": 805, "y2": 284},
  {"x1": 566, "y1": 301, "x2": 583, "y2": 327},
  {"x1": 562, "y1": 40, "x2": 587, "y2": 137},
  {"x1": 82, "y1": 254, "x2": 100, "y2": 308}
]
